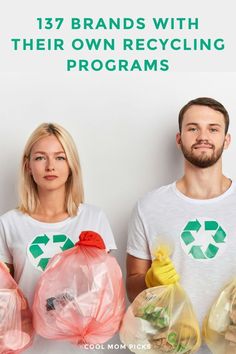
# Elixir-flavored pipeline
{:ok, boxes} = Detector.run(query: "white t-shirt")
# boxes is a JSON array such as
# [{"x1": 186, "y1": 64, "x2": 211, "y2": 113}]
[
  {"x1": 0, "y1": 203, "x2": 117, "y2": 354},
  {"x1": 127, "y1": 182, "x2": 236, "y2": 354}
]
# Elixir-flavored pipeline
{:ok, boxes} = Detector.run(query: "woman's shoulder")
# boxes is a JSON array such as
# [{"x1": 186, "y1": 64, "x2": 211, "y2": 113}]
[
  {"x1": 78, "y1": 203, "x2": 106, "y2": 218},
  {"x1": 79, "y1": 203, "x2": 103, "y2": 213},
  {"x1": 0, "y1": 208, "x2": 23, "y2": 222}
]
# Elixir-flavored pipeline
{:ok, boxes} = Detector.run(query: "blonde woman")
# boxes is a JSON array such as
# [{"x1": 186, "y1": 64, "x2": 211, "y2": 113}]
[{"x1": 0, "y1": 123, "x2": 116, "y2": 354}]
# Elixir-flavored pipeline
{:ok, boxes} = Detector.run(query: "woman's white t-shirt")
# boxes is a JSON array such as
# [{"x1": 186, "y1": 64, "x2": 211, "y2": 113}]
[{"x1": 0, "y1": 203, "x2": 117, "y2": 354}]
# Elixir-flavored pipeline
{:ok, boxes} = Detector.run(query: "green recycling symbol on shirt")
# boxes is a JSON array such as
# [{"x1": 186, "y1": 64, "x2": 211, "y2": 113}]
[
  {"x1": 180, "y1": 217, "x2": 227, "y2": 261},
  {"x1": 27, "y1": 233, "x2": 75, "y2": 271}
]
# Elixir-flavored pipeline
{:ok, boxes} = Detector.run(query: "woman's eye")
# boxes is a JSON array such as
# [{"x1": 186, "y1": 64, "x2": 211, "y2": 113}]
[
  {"x1": 35, "y1": 156, "x2": 45, "y2": 161},
  {"x1": 56, "y1": 156, "x2": 66, "y2": 160}
]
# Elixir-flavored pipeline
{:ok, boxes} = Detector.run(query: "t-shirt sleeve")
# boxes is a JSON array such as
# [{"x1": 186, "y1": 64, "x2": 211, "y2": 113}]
[
  {"x1": 127, "y1": 201, "x2": 151, "y2": 260},
  {"x1": 98, "y1": 210, "x2": 117, "y2": 251},
  {"x1": 0, "y1": 218, "x2": 13, "y2": 264}
]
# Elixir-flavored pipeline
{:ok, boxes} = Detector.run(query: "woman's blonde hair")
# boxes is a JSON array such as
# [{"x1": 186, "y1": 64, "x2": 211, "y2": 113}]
[{"x1": 19, "y1": 123, "x2": 84, "y2": 216}]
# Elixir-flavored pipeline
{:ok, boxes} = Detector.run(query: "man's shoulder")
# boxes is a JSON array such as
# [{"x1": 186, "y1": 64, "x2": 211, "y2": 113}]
[
  {"x1": 222, "y1": 180, "x2": 236, "y2": 200},
  {"x1": 229, "y1": 181, "x2": 236, "y2": 194},
  {"x1": 137, "y1": 182, "x2": 175, "y2": 209}
]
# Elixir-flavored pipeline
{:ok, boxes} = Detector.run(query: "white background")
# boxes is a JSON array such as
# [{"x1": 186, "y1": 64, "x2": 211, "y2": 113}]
[{"x1": 0, "y1": 1, "x2": 236, "y2": 352}]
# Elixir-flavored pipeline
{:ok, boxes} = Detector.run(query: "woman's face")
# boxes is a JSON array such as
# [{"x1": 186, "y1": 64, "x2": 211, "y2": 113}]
[{"x1": 28, "y1": 135, "x2": 70, "y2": 193}]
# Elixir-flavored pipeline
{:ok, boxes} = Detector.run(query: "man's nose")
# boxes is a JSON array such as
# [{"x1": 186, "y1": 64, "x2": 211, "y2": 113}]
[{"x1": 196, "y1": 129, "x2": 209, "y2": 141}]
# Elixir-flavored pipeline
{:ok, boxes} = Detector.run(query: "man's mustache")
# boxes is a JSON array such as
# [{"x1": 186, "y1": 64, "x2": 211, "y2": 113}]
[{"x1": 191, "y1": 140, "x2": 215, "y2": 149}]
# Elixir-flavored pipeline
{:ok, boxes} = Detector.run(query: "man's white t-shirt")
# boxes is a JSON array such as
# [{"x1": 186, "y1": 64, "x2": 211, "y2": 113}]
[
  {"x1": 127, "y1": 182, "x2": 236, "y2": 354},
  {"x1": 0, "y1": 203, "x2": 117, "y2": 354}
]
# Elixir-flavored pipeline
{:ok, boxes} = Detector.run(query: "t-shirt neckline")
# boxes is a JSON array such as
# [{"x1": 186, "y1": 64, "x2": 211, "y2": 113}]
[
  {"x1": 23, "y1": 213, "x2": 72, "y2": 228},
  {"x1": 19, "y1": 205, "x2": 83, "y2": 228},
  {"x1": 172, "y1": 180, "x2": 235, "y2": 204}
]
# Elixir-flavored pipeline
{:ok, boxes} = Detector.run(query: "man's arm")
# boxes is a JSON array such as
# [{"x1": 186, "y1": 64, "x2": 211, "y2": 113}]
[{"x1": 126, "y1": 254, "x2": 151, "y2": 303}]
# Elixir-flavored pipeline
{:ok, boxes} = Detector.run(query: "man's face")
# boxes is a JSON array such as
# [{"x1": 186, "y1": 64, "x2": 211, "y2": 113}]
[{"x1": 176, "y1": 105, "x2": 230, "y2": 168}]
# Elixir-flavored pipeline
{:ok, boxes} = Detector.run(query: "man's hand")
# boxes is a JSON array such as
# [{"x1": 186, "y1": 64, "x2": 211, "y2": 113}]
[{"x1": 145, "y1": 255, "x2": 179, "y2": 288}]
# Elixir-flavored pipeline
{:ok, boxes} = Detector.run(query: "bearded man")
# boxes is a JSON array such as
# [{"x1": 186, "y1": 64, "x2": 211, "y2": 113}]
[{"x1": 126, "y1": 97, "x2": 234, "y2": 354}]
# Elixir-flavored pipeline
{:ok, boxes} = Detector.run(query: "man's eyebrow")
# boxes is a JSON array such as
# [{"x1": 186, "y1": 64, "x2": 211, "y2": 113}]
[
  {"x1": 185, "y1": 123, "x2": 222, "y2": 127},
  {"x1": 186, "y1": 123, "x2": 198, "y2": 126},
  {"x1": 209, "y1": 123, "x2": 222, "y2": 127}
]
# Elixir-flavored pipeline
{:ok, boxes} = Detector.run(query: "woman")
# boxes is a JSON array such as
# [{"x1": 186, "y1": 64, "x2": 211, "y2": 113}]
[{"x1": 0, "y1": 123, "x2": 116, "y2": 353}]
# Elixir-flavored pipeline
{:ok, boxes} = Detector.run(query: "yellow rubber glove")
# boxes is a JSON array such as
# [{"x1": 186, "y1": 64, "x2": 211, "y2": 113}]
[{"x1": 145, "y1": 246, "x2": 180, "y2": 288}]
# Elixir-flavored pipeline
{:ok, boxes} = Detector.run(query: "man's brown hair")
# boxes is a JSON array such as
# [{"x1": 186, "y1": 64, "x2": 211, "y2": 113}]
[{"x1": 178, "y1": 97, "x2": 229, "y2": 134}]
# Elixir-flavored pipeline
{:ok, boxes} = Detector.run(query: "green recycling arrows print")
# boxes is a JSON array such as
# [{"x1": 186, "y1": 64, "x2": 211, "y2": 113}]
[
  {"x1": 180, "y1": 217, "x2": 227, "y2": 261},
  {"x1": 27, "y1": 233, "x2": 74, "y2": 271}
]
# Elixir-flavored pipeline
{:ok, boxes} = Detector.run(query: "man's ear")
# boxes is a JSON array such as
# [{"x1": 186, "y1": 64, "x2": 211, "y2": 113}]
[
  {"x1": 176, "y1": 132, "x2": 181, "y2": 148},
  {"x1": 224, "y1": 133, "x2": 231, "y2": 150}
]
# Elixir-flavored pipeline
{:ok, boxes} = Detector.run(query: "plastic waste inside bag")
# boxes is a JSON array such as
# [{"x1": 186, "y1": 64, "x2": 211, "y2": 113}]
[
  {"x1": 120, "y1": 246, "x2": 201, "y2": 354},
  {"x1": 203, "y1": 279, "x2": 236, "y2": 354},
  {"x1": 33, "y1": 230, "x2": 125, "y2": 345},
  {"x1": 0, "y1": 262, "x2": 34, "y2": 353}
]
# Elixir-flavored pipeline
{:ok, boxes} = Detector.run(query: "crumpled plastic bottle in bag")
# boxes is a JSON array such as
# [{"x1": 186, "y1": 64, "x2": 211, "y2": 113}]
[{"x1": 33, "y1": 230, "x2": 125, "y2": 345}]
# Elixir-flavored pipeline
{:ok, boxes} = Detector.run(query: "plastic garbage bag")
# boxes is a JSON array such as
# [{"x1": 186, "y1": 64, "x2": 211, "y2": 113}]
[
  {"x1": 33, "y1": 230, "x2": 125, "y2": 345},
  {"x1": 0, "y1": 262, "x2": 34, "y2": 353},
  {"x1": 203, "y1": 279, "x2": 236, "y2": 354},
  {"x1": 120, "y1": 246, "x2": 201, "y2": 354}
]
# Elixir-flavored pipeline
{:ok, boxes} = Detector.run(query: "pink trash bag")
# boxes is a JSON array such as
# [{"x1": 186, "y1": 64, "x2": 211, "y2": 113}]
[
  {"x1": 32, "y1": 231, "x2": 125, "y2": 345},
  {"x1": 0, "y1": 262, "x2": 34, "y2": 353}
]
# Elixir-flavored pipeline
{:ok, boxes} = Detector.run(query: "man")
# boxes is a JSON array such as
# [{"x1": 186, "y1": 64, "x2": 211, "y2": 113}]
[{"x1": 126, "y1": 97, "x2": 235, "y2": 353}]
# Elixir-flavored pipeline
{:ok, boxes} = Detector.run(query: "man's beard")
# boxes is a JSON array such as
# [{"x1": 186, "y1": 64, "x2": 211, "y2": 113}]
[{"x1": 180, "y1": 140, "x2": 225, "y2": 168}]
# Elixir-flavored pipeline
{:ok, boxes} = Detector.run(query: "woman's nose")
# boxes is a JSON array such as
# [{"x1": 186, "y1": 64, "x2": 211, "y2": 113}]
[{"x1": 45, "y1": 158, "x2": 55, "y2": 171}]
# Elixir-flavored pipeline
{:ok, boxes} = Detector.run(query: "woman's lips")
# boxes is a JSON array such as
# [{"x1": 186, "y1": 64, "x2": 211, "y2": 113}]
[{"x1": 44, "y1": 175, "x2": 58, "y2": 180}]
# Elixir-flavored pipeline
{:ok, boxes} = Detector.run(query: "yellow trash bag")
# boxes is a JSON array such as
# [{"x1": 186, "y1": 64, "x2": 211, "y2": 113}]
[
  {"x1": 120, "y1": 247, "x2": 201, "y2": 354},
  {"x1": 203, "y1": 279, "x2": 236, "y2": 354}
]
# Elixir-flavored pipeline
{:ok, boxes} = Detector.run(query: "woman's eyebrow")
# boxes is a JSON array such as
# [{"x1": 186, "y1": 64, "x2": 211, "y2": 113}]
[
  {"x1": 32, "y1": 151, "x2": 66, "y2": 155},
  {"x1": 54, "y1": 151, "x2": 66, "y2": 155},
  {"x1": 31, "y1": 151, "x2": 47, "y2": 155}
]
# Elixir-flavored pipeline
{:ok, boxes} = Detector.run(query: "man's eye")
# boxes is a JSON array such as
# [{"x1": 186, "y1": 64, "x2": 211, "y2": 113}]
[
  {"x1": 188, "y1": 127, "x2": 197, "y2": 132},
  {"x1": 210, "y1": 128, "x2": 218, "y2": 132}
]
